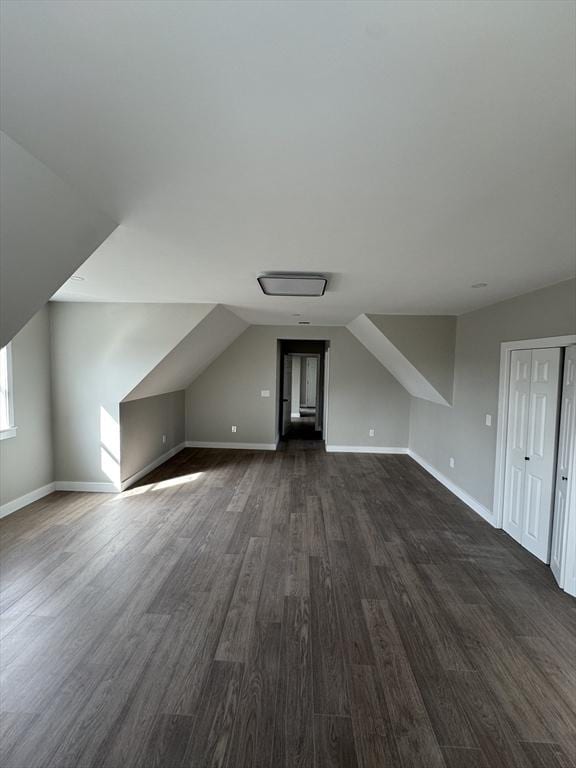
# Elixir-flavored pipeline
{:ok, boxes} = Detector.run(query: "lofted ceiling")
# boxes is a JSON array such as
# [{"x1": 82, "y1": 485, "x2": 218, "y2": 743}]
[{"x1": 1, "y1": 0, "x2": 574, "y2": 325}]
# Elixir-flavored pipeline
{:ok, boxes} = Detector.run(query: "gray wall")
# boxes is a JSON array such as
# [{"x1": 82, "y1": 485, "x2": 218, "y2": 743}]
[
  {"x1": 0, "y1": 307, "x2": 53, "y2": 504},
  {"x1": 50, "y1": 302, "x2": 211, "y2": 486},
  {"x1": 124, "y1": 305, "x2": 247, "y2": 401},
  {"x1": 368, "y1": 314, "x2": 456, "y2": 403},
  {"x1": 186, "y1": 325, "x2": 410, "y2": 448},
  {"x1": 120, "y1": 391, "x2": 185, "y2": 484},
  {"x1": 409, "y1": 279, "x2": 576, "y2": 509},
  {"x1": 0, "y1": 131, "x2": 116, "y2": 347}
]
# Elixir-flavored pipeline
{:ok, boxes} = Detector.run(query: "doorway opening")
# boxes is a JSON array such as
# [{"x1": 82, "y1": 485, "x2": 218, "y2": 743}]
[{"x1": 277, "y1": 340, "x2": 329, "y2": 444}]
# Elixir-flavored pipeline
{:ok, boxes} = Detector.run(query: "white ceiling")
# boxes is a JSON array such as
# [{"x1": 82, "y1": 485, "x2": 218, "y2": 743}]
[{"x1": 1, "y1": 0, "x2": 574, "y2": 324}]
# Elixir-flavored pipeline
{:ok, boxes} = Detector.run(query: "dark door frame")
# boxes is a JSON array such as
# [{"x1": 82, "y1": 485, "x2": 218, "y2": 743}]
[{"x1": 276, "y1": 339, "x2": 328, "y2": 442}]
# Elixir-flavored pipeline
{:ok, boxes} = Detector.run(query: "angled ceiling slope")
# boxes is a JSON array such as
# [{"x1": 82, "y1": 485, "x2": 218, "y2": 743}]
[
  {"x1": 348, "y1": 314, "x2": 456, "y2": 406},
  {"x1": 2, "y1": 2, "x2": 574, "y2": 324},
  {"x1": 0, "y1": 131, "x2": 117, "y2": 347},
  {"x1": 123, "y1": 305, "x2": 248, "y2": 402}
]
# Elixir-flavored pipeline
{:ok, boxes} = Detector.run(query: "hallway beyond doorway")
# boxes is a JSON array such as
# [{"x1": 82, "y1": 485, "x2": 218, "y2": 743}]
[{"x1": 277, "y1": 339, "x2": 328, "y2": 443}]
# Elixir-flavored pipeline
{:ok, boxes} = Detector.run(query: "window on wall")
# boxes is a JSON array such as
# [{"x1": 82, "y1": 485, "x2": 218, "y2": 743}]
[{"x1": 0, "y1": 344, "x2": 16, "y2": 439}]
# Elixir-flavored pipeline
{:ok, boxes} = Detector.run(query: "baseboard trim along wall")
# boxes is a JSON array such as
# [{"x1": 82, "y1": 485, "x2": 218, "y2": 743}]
[
  {"x1": 325, "y1": 445, "x2": 408, "y2": 454},
  {"x1": 0, "y1": 482, "x2": 56, "y2": 519},
  {"x1": 185, "y1": 441, "x2": 278, "y2": 451},
  {"x1": 408, "y1": 450, "x2": 495, "y2": 526},
  {"x1": 121, "y1": 442, "x2": 187, "y2": 491},
  {"x1": 54, "y1": 481, "x2": 119, "y2": 493}
]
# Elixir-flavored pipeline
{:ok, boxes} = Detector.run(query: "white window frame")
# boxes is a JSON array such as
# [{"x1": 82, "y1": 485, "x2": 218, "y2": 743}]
[{"x1": 0, "y1": 343, "x2": 17, "y2": 440}]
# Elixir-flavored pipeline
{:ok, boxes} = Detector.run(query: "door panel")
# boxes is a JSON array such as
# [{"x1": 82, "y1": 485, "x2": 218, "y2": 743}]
[
  {"x1": 521, "y1": 347, "x2": 561, "y2": 562},
  {"x1": 282, "y1": 355, "x2": 292, "y2": 436},
  {"x1": 527, "y1": 393, "x2": 547, "y2": 458},
  {"x1": 512, "y1": 388, "x2": 529, "y2": 450},
  {"x1": 503, "y1": 350, "x2": 532, "y2": 544},
  {"x1": 551, "y1": 346, "x2": 576, "y2": 587},
  {"x1": 551, "y1": 483, "x2": 567, "y2": 583},
  {"x1": 524, "y1": 472, "x2": 542, "y2": 541},
  {"x1": 509, "y1": 465, "x2": 524, "y2": 527},
  {"x1": 304, "y1": 357, "x2": 318, "y2": 407}
]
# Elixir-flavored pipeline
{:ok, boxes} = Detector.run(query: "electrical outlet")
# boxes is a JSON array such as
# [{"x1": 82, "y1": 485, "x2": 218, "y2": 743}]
[
  {"x1": 485, "y1": 414, "x2": 492, "y2": 426},
  {"x1": 162, "y1": 434, "x2": 167, "y2": 444},
  {"x1": 449, "y1": 457, "x2": 455, "y2": 469},
  {"x1": 231, "y1": 425, "x2": 237, "y2": 433},
  {"x1": 369, "y1": 428, "x2": 375, "y2": 437},
  {"x1": 261, "y1": 389, "x2": 270, "y2": 398}
]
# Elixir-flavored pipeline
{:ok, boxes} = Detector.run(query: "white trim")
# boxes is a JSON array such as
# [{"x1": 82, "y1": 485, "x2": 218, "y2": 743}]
[
  {"x1": 185, "y1": 441, "x2": 277, "y2": 451},
  {"x1": 0, "y1": 482, "x2": 56, "y2": 519},
  {"x1": 291, "y1": 412, "x2": 300, "y2": 419},
  {"x1": 493, "y1": 334, "x2": 576, "y2": 529},
  {"x1": 325, "y1": 445, "x2": 408, "y2": 454},
  {"x1": 121, "y1": 442, "x2": 186, "y2": 490},
  {"x1": 0, "y1": 343, "x2": 16, "y2": 434},
  {"x1": 323, "y1": 346, "x2": 330, "y2": 443},
  {"x1": 409, "y1": 450, "x2": 495, "y2": 526},
  {"x1": 54, "y1": 481, "x2": 119, "y2": 493}
]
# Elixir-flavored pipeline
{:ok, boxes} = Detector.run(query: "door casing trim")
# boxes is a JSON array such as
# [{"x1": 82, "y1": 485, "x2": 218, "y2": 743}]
[{"x1": 493, "y1": 335, "x2": 576, "y2": 529}]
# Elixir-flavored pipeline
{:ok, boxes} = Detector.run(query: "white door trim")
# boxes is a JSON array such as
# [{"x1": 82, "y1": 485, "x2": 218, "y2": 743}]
[
  {"x1": 493, "y1": 335, "x2": 576, "y2": 529},
  {"x1": 323, "y1": 346, "x2": 330, "y2": 443}
]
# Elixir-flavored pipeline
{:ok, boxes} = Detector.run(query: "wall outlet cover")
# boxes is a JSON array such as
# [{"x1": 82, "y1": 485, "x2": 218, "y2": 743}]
[
  {"x1": 369, "y1": 428, "x2": 375, "y2": 437},
  {"x1": 449, "y1": 457, "x2": 455, "y2": 468},
  {"x1": 261, "y1": 389, "x2": 270, "y2": 398},
  {"x1": 485, "y1": 414, "x2": 492, "y2": 426},
  {"x1": 231, "y1": 425, "x2": 237, "y2": 433},
  {"x1": 162, "y1": 434, "x2": 167, "y2": 444}
]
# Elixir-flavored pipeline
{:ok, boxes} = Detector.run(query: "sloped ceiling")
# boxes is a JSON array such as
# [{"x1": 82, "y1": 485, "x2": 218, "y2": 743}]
[
  {"x1": 0, "y1": 131, "x2": 117, "y2": 347},
  {"x1": 50, "y1": 301, "x2": 218, "y2": 486},
  {"x1": 367, "y1": 314, "x2": 456, "y2": 404},
  {"x1": 2, "y1": 2, "x2": 574, "y2": 323},
  {"x1": 348, "y1": 314, "x2": 456, "y2": 406},
  {"x1": 124, "y1": 305, "x2": 248, "y2": 401}
]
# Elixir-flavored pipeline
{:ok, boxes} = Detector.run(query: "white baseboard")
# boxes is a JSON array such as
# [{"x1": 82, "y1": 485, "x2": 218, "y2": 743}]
[
  {"x1": 54, "y1": 481, "x2": 119, "y2": 493},
  {"x1": 0, "y1": 482, "x2": 56, "y2": 519},
  {"x1": 121, "y1": 442, "x2": 186, "y2": 491},
  {"x1": 325, "y1": 445, "x2": 408, "y2": 454},
  {"x1": 408, "y1": 450, "x2": 495, "y2": 526},
  {"x1": 185, "y1": 441, "x2": 278, "y2": 451}
]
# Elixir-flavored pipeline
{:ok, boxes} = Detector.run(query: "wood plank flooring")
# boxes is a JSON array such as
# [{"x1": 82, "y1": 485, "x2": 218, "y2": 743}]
[{"x1": 1, "y1": 441, "x2": 575, "y2": 767}]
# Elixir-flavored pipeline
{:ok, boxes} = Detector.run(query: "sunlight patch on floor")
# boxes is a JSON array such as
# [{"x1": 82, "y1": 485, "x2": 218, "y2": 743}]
[{"x1": 121, "y1": 471, "x2": 204, "y2": 496}]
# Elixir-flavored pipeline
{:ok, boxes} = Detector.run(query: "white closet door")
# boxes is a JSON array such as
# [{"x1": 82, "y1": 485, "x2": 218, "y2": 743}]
[
  {"x1": 522, "y1": 347, "x2": 561, "y2": 562},
  {"x1": 503, "y1": 350, "x2": 532, "y2": 545},
  {"x1": 562, "y1": 453, "x2": 576, "y2": 596},
  {"x1": 551, "y1": 346, "x2": 576, "y2": 586}
]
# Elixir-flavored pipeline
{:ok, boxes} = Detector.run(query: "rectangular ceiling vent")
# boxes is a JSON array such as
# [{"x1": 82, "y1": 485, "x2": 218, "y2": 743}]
[{"x1": 257, "y1": 272, "x2": 327, "y2": 297}]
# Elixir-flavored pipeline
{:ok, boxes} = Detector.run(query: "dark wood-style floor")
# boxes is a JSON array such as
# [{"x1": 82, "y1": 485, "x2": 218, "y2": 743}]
[
  {"x1": 284, "y1": 414, "x2": 323, "y2": 440},
  {"x1": 1, "y1": 442, "x2": 575, "y2": 768}
]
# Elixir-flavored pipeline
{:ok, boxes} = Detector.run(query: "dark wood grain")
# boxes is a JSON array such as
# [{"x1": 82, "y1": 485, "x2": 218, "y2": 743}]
[
  {"x1": 310, "y1": 556, "x2": 349, "y2": 716},
  {"x1": 1, "y1": 443, "x2": 575, "y2": 768},
  {"x1": 226, "y1": 621, "x2": 281, "y2": 768},
  {"x1": 142, "y1": 713, "x2": 194, "y2": 768},
  {"x1": 272, "y1": 595, "x2": 314, "y2": 768},
  {"x1": 182, "y1": 660, "x2": 244, "y2": 768},
  {"x1": 313, "y1": 714, "x2": 358, "y2": 768}
]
